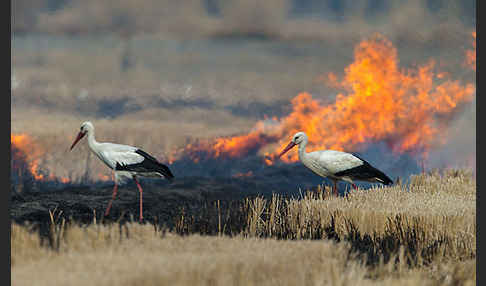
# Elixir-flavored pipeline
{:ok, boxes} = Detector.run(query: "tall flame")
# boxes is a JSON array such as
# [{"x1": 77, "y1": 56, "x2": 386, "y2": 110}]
[
  {"x1": 169, "y1": 34, "x2": 475, "y2": 165},
  {"x1": 11, "y1": 133, "x2": 70, "y2": 183},
  {"x1": 12, "y1": 134, "x2": 47, "y2": 181}
]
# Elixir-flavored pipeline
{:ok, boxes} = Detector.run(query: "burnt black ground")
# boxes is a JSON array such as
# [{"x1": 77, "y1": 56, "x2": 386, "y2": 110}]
[
  {"x1": 10, "y1": 157, "x2": 409, "y2": 229},
  {"x1": 9, "y1": 162, "x2": 318, "y2": 222},
  {"x1": 10, "y1": 170, "x2": 325, "y2": 228},
  {"x1": 11, "y1": 179, "x2": 243, "y2": 225}
]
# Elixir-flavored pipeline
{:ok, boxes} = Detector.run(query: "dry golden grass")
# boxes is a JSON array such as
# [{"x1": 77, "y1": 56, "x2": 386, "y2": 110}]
[
  {"x1": 11, "y1": 225, "x2": 475, "y2": 286},
  {"x1": 11, "y1": 169, "x2": 476, "y2": 285},
  {"x1": 175, "y1": 169, "x2": 475, "y2": 265}
]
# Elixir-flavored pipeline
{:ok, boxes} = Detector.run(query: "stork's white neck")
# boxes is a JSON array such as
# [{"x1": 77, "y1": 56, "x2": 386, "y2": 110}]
[
  {"x1": 86, "y1": 129, "x2": 101, "y2": 152},
  {"x1": 298, "y1": 137, "x2": 308, "y2": 162}
]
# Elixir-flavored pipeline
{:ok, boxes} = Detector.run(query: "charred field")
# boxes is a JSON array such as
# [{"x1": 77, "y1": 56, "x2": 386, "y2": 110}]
[
  {"x1": 10, "y1": 169, "x2": 313, "y2": 226},
  {"x1": 9, "y1": 158, "x2": 361, "y2": 226}
]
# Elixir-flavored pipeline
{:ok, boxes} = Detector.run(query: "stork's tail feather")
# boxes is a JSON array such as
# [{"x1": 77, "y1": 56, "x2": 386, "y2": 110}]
[
  {"x1": 364, "y1": 163, "x2": 393, "y2": 186},
  {"x1": 374, "y1": 170, "x2": 393, "y2": 186},
  {"x1": 133, "y1": 149, "x2": 174, "y2": 181},
  {"x1": 157, "y1": 162, "x2": 174, "y2": 181},
  {"x1": 335, "y1": 155, "x2": 393, "y2": 186},
  {"x1": 353, "y1": 153, "x2": 393, "y2": 185}
]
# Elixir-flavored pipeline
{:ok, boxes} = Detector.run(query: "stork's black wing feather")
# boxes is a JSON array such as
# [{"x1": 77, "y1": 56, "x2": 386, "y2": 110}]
[
  {"x1": 335, "y1": 153, "x2": 393, "y2": 185},
  {"x1": 115, "y1": 149, "x2": 174, "y2": 180}
]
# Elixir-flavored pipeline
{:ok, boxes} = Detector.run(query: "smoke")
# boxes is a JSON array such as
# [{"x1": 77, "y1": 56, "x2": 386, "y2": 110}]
[
  {"x1": 13, "y1": 0, "x2": 215, "y2": 37},
  {"x1": 217, "y1": 0, "x2": 289, "y2": 38},
  {"x1": 428, "y1": 98, "x2": 476, "y2": 172},
  {"x1": 13, "y1": 0, "x2": 475, "y2": 44}
]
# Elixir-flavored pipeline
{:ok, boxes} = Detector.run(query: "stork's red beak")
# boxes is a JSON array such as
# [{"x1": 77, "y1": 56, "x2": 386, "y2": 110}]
[
  {"x1": 278, "y1": 141, "x2": 297, "y2": 158},
  {"x1": 70, "y1": 131, "x2": 86, "y2": 150}
]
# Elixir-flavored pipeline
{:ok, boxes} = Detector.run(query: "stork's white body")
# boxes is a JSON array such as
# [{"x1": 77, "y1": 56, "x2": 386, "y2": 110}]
[
  {"x1": 87, "y1": 139, "x2": 164, "y2": 183},
  {"x1": 90, "y1": 142, "x2": 140, "y2": 171},
  {"x1": 279, "y1": 132, "x2": 393, "y2": 195},
  {"x1": 300, "y1": 149, "x2": 363, "y2": 184}
]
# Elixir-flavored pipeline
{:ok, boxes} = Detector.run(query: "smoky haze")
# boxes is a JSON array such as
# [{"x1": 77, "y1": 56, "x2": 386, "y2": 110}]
[
  {"x1": 11, "y1": 0, "x2": 476, "y2": 183},
  {"x1": 13, "y1": 0, "x2": 475, "y2": 41}
]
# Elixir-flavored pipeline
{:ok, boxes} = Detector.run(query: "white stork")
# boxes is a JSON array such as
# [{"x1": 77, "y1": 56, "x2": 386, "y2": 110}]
[
  {"x1": 278, "y1": 132, "x2": 393, "y2": 196},
  {"x1": 70, "y1": 121, "x2": 174, "y2": 222}
]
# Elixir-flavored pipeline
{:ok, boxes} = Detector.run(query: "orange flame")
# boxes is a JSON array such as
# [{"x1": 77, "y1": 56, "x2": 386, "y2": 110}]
[
  {"x1": 169, "y1": 34, "x2": 475, "y2": 165},
  {"x1": 11, "y1": 133, "x2": 71, "y2": 183},
  {"x1": 12, "y1": 134, "x2": 47, "y2": 180},
  {"x1": 278, "y1": 35, "x2": 474, "y2": 162},
  {"x1": 11, "y1": 133, "x2": 123, "y2": 184},
  {"x1": 465, "y1": 31, "x2": 476, "y2": 70},
  {"x1": 169, "y1": 121, "x2": 277, "y2": 163}
]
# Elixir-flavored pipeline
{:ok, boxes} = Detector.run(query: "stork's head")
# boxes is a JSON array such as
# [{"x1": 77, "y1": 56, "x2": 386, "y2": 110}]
[
  {"x1": 70, "y1": 121, "x2": 94, "y2": 150},
  {"x1": 278, "y1": 132, "x2": 307, "y2": 158},
  {"x1": 291, "y1": 132, "x2": 307, "y2": 145}
]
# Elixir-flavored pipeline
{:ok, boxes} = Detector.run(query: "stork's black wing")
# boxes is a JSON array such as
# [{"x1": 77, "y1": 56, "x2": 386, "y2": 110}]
[
  {"x1": 115, "y1": 149, "x2": 174, "y2": 180},
  {"x1": 334, "y1": 153, "x2": 393, "y2": 185}
]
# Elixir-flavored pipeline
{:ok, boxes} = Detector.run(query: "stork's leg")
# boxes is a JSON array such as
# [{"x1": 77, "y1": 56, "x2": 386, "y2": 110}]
[
  {"x1": 133, "y1": 176, "x2": 144, "y2": 222},
  {"x1": 104, "y1": 174, "x2": 118, "y2": 217}
]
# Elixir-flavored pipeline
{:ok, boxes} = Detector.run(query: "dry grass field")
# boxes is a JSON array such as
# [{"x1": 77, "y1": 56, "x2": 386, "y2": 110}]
[{"x1": 11, "y1": 169, "x2": 476, "y2": 285}]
